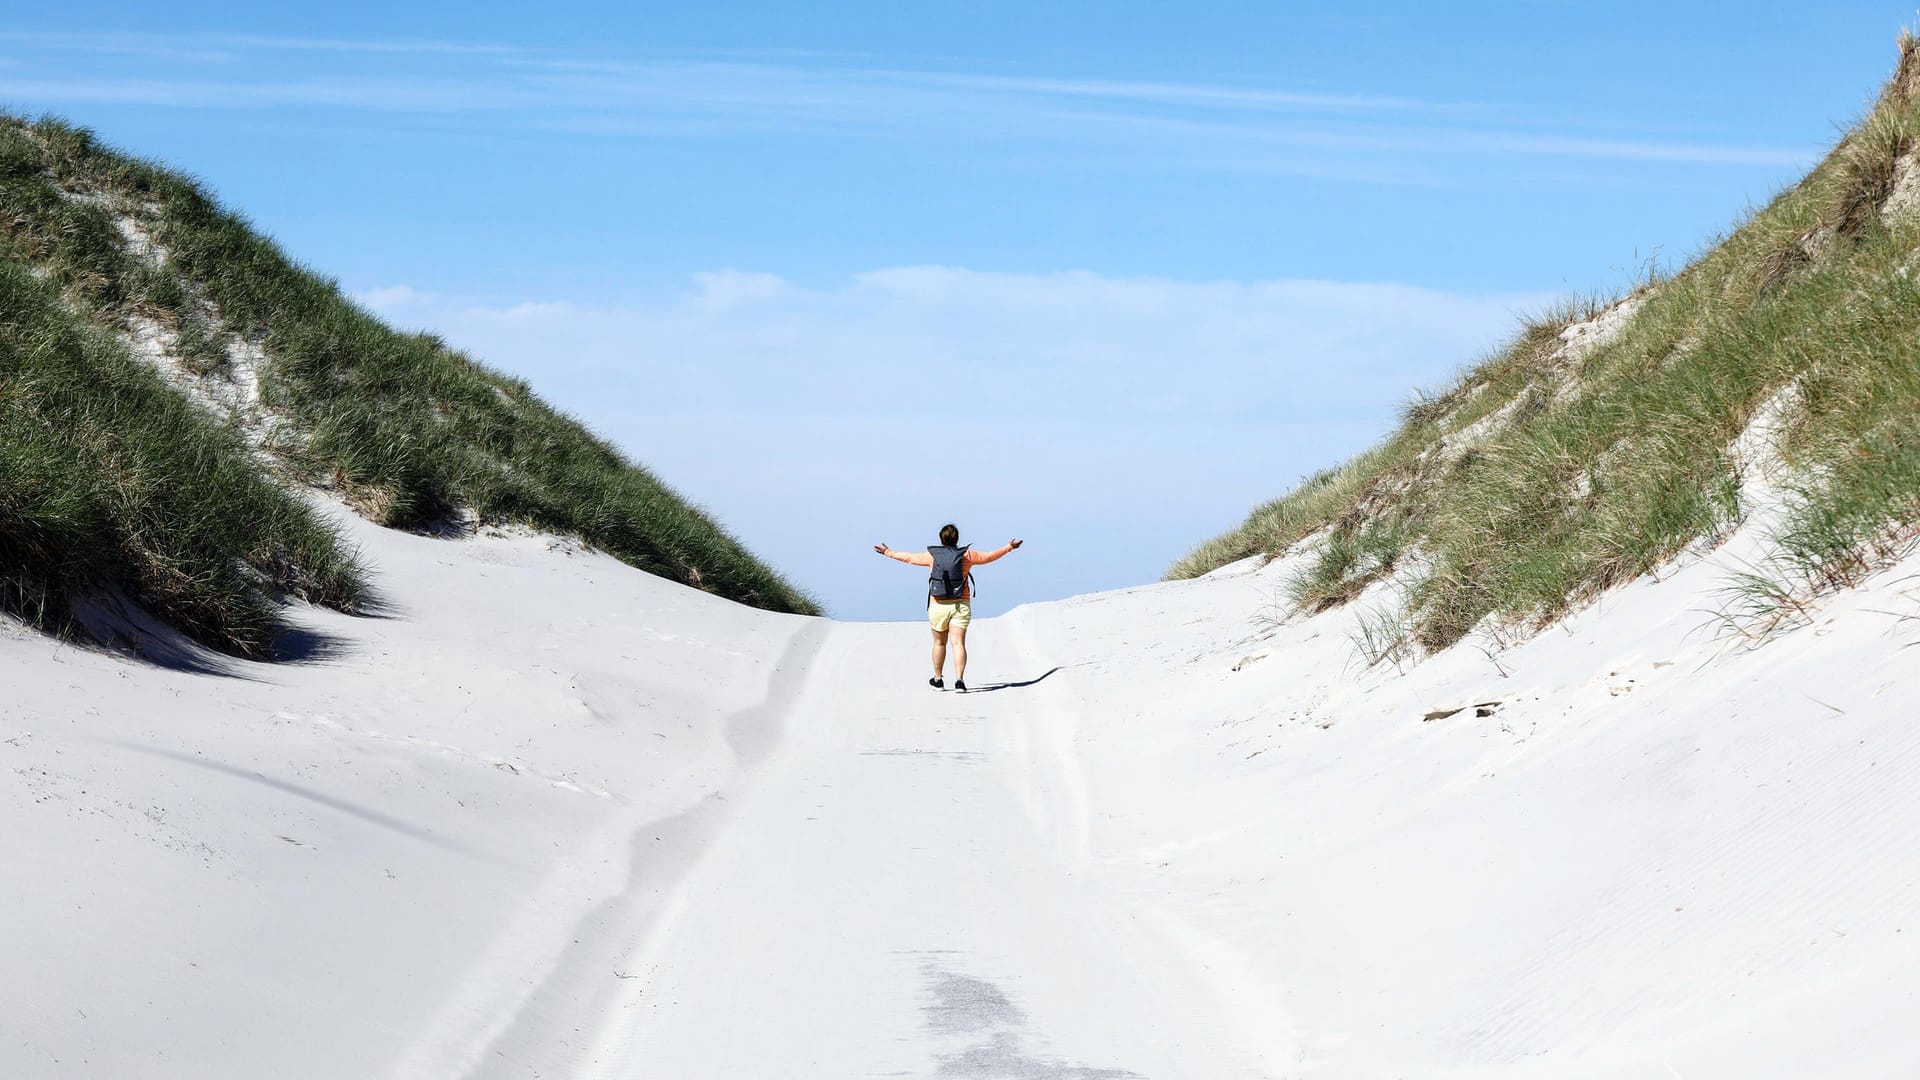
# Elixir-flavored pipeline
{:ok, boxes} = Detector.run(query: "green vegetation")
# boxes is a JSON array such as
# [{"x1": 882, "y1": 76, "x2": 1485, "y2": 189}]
[
  {"x1": 0, "y1": 258, "x2": 364, "y2": 655},
  {"x1": 1284, "y1": 517, "x2": 1412, "y2": 614},
  {"x1": 1348, "y1": 598, "x2": 1416, "y2": 672},
  {"x1": 1, "y1": 112, "x2": 817, "y2": 654},
  {"x1": 1172, "y1": 33, "x2": 1920, "y2": 656}
]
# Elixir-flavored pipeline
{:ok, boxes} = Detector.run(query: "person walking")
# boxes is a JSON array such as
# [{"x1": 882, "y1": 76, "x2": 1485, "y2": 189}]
[{"x1": 874, "y1": 524, "x2": 1022, "y2": 691}]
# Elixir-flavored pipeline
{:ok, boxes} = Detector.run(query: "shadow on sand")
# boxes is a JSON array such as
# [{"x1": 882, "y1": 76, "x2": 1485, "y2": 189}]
[
  {"x1": 963, "y1": 667, "x2": 1062, "y2": 694},
  {"x1": 921, "y1": 964, "x2": 1141, "y2": 1078},
  {"x1": 65, "y1": 587, "x2": 378, "y2": 679},
  {"x1": 114, "y1": 741, "x2": 493, "y2": 860}
]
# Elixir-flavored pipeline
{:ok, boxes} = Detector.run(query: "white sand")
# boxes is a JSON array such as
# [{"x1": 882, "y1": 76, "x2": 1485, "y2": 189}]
[
  {"x1": 6, "y1": 495, "x2": 1920, "y2": 1078},
  {"x1": 1, "y1": 509, "x2": 814, "y2": 1079}
]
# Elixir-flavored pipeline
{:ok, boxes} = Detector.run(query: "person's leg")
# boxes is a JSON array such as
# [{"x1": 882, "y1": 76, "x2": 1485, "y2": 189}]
[
  {"x1": 952, "y1": 624, "x2": 969, "y2": 686},
  {"x1": 931, "y1": 628, "x2": 948, "y2": 678}
]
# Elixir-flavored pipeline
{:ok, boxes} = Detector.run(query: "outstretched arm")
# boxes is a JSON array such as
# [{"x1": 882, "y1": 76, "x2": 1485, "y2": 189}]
[
  {"x1": 873, "y1": 543, "x2": 934, "y2": 567},
  {"x1": 966, "y1": 538, "x2": 1024, "y2": 565}
]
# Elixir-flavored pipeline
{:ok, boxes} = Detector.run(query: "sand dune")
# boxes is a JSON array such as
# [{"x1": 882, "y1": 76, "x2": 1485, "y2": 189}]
[{"x1": 5, "y1": 498, "x2": 1919, "y2": 1077}]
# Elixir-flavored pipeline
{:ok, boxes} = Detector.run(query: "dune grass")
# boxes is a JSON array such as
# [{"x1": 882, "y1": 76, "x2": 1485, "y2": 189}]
[
  {"x1": 0, "y1": 256, "x2": 365, "y2": 655},
  {"x1": 1171, "y1": 32, "x2": 1920, "y2": 655},
  {"x1": 1, "y1": 112, "x2": 819, "y2": 642}
]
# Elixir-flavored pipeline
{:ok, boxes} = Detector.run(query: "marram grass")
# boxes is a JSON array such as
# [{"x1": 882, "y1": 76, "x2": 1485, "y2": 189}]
[
  {"x1": 0, "y1": 256, "x2": 365, "y2": 655},
  {"x1": 1172, "y1": 31, "x2": 1920, "y2": 655},
  {"x1": 1, "y1": 111, "x2": 818, "y2": 655}
]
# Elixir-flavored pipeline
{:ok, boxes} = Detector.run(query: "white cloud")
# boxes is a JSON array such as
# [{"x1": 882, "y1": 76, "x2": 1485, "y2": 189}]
[
  {"x1": 0, "y1": 32, "x2": 1817, "y2": 173},
  {"x1": 363, "y1": 267, "x2": 1542, "y2": 424},
  {"x1": 690, "y1": 270, "x2": 790, "y2": 312},
  {"x1": 353, "y1": 284, "x2": 434, "y2": 308},
  {"x1": 358, "y1": 267, "x2": 1547, "y2": 617}
]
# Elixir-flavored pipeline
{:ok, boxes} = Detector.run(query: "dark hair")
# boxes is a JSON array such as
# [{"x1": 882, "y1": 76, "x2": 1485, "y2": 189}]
[{"x1": 939, "y1": 523, "x2": 959, "y2": 547}]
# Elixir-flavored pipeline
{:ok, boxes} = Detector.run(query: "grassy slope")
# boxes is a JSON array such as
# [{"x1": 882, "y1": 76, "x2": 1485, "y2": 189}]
[
  {"x1": 1172, "y1": 36, "x2": 1920, "y2": 656},
  {"x1": 1, "y1": 114, "x2": 817, "y2": 654},
  {"x1": 0, "y1": 257, "x2": 364, "y2": 656}
]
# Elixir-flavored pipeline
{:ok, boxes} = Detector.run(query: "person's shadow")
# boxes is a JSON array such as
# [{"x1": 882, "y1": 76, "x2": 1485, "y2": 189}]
[{"x1": 962, "y1": 666, "x2": 1062, "y2": 693}]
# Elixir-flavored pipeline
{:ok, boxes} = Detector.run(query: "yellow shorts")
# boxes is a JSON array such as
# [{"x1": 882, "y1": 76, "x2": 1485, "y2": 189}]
[{"x1": 928, "y1": 598, "x2": 972, "y2": 632}]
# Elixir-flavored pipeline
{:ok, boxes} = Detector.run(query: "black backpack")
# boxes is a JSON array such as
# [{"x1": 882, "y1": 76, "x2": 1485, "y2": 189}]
[{"x1": 928, "y1": 545, "x2": 972, "y2": 600}]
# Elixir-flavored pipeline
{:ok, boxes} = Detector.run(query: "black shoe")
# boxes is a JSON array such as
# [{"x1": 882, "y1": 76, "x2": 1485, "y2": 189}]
[
  {"x1": 954, "y1": 680, "x2": 968, "y2": 692},
  {"x1": 929, "y1": 677, "x2": 944, "y2": 690}
]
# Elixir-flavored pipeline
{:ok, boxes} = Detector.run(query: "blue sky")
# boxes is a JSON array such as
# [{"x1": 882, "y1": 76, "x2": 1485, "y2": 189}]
[{"x1": 4, "y1": 3, "x2": 1913, "y2": 618}]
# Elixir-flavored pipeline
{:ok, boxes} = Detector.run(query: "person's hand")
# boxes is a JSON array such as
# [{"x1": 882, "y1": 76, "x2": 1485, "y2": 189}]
[
  {"x1": 874, "y1": 543, "x2": 890, "y2": 555},
  {"x1": 1009, "y1": 538, "x2": 1023, "y2": 549}
]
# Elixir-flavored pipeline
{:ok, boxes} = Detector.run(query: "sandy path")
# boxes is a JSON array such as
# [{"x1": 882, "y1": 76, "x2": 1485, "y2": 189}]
[{"x1": 581, "y1": 619, "x2": 1275, "y2": 1080}]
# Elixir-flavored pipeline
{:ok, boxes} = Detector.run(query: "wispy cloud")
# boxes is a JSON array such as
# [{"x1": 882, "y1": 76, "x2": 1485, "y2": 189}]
[
  {"x1": 0, "y1": 31, "x2": 1817, "y2": 173},
  {"x1": 0, "y1": 31, "x2": 515, "y2": 59},
  {"x1": 355, "y1": 265, "x2": 1546, "y2": 424},
  {"x1": 902, "y1": 70, "x2": 1497, "y2": 118}
]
